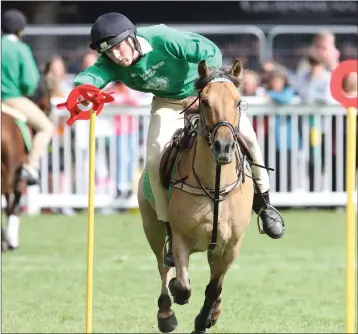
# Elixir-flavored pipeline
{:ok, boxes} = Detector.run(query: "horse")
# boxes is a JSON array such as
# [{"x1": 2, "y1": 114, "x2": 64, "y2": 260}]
[
  {"x1": 137, "y1": 58, "x2": 254, "y2": 333},
  {"x1": 1, "y1": 73, "x2": 52, "y2": 251}
]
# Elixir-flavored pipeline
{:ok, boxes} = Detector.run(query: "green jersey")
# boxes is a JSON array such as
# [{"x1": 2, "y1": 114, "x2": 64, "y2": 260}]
[
  {"x1": 74, "y1": 24, "x2": 222, "y2": 99},
  {"x1": 1, "y1": 35, "x2": 40, "y2": 100}
]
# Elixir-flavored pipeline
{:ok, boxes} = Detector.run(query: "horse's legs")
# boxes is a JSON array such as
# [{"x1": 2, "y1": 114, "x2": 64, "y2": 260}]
[
  {"x1": 1, "y1": 163, "x2": 11, "y2": 251},
  {"x1": 138, "y1": 180, "x2": 177, "y2": 333},
  {"x1": 169, "y1": 232, "x2": 191, "y2": 305},
  {"x1": 6, "y1": 190, "x2": 22, "y2": 250},
  {"x1": 1, "y1": 226, "x2": 9, "y2": 251},
  {"x1": 6, "y1": 172, "x2": 24, "y2": 250},
  {"x1": 192, "y1": 239, "x2": 243, "y2": 334}
]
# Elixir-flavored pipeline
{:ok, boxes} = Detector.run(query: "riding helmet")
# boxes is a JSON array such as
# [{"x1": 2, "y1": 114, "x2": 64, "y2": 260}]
[
  {"x1": 1, "y1": 9, "x2": 27, "y2": 34},
  {"x1": 89, "y1": 12, "x2": 137, "y2": 53}
]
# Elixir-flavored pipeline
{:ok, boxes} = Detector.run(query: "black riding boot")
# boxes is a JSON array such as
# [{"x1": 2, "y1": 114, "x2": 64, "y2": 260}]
[
  {"x1": 20, "y1": 167, "x2": 39, "y2": 186},
  {"x1": 253, "y1": 191, "x2": 285, "y2": 239},
  {"x1": 164, "y1": 222, "x2": 175, "y2": 267}
]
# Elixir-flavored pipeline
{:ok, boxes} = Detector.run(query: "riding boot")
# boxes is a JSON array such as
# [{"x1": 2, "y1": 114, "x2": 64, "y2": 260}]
[
  {"x1": 20, "y1": 165, "x2": 39, "y2": 186},
  {"x1": 252, "y1": 191, "x2": 285, "y2": 239},
  {"x1": 164, "y1": 222, "x2": 175, "y2": 267}
]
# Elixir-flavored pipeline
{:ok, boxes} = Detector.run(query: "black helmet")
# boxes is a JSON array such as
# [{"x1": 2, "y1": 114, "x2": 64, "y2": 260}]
[
  {"x1": 89, "y1": 12, "x2": 136, "y2": 53},
  {"x1": 1, "y1": 9, "x2": 27, "y2": 34}
]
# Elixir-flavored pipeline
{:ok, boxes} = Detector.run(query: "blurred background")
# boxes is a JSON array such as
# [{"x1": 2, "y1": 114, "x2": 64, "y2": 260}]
[
  {"x1": 1, "y1": 2, "x2": 357, "y2": 333},
  {"x1": 1, "y1": 0, "x2": 358, "y2": 215}
]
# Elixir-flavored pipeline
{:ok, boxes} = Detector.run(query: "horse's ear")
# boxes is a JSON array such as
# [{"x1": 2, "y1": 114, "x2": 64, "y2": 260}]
[
  {"x1": 230, "y1": 58, "x2": 243, "y2": 79},
  {"x1": 198, "y1": 60, "x2": 208, "y2": 78}
]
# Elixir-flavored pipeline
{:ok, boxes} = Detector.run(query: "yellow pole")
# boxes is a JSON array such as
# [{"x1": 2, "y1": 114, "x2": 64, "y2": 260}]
[
  {"x1": 86, "y1": 109, "x2": 96, "y2": 333},
  {"x1": 345, "y1": 106, "x2": 357, "y2": 334}
]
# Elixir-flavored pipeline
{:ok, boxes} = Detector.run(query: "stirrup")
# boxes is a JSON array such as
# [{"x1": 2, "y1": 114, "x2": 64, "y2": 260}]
[
  {"x1": 164, "y1": 237, "x2": 174, "y2": 267},
  {"x1": 256, "y1": 205, "x2": 285, "y2": 235}
]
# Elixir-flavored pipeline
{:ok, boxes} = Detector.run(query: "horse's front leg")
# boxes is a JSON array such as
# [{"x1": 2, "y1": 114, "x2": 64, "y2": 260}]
[
  {"x1": 192, "y1": 239, "x2": 243, "y2": 334},
  {"x1": 1, "y1": 193, "x2": 11, "y2": 251},
  {"x1": 169, "y1": 232, "x2": 192, "y2": 305},
  {"x1": 6, "y1": 186, "x2": 23, "y2": 250}
]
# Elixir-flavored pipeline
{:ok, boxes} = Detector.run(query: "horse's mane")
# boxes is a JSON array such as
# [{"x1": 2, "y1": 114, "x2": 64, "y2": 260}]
[{"x1": 195, "y1": 67, "x2": 242, "y2": 91}]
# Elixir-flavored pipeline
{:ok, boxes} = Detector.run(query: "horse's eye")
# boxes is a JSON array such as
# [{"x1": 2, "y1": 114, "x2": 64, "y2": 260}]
[{"x1": 201, "y1": 99, "x2": 210, "y2": 108}]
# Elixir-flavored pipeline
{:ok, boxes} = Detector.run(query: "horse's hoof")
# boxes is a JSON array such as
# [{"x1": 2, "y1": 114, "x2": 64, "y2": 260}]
[
  {"x1": 206, "y1": 319, "x2": 217, "y2": 329},
  {"x1": 8, "y1": 244, "x2": 19, "y2": 251},
  {"x1": 194, "y1": 308, "x2": 216, "y2": 329},
  {"x1": 169, "y1": 278, "x2": 191, "y2": 305},
  {"x1": 191, "y1": 330, "x2": 206, "y2": 334},
  {"x1": 158, "y1": 313, "x2": 178, "y2": 333}
]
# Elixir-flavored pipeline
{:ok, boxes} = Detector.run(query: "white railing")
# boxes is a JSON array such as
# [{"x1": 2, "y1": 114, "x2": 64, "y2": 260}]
[{"x1": 9, "y1": 99, "x2": 355, "y2": 215}]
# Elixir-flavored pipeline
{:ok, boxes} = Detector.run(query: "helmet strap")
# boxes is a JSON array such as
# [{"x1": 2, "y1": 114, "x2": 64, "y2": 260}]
[{"x1": 130, "y1": 34, "x2": 143, "y2": 58}]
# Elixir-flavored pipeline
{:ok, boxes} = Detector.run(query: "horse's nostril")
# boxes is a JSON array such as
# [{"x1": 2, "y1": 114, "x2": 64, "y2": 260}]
[
  {"x1": 231, "y1": 141, "x2": 235, "y2": 149},
  {"x1": 224, "y1": 143, "x2": 232, "y2": 154},
  {"x1": 214, "y1": 140, "x2": 221, "y2": 152}
]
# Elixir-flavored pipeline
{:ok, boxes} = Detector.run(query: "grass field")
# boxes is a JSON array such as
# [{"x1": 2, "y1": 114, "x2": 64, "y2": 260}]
[{"x1": 2, "y1": 210, "x2": 346, "y2": 333}]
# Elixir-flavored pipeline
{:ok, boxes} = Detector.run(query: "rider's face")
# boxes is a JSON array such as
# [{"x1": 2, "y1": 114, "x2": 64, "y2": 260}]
[{"x1": 105, "y1": 39, "x2": 135, "y2": 67}]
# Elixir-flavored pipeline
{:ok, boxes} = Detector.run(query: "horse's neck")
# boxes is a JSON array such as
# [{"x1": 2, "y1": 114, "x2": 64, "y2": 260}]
[{"x1": 192, "y1": 136, "x2": 239, "y2": 189}]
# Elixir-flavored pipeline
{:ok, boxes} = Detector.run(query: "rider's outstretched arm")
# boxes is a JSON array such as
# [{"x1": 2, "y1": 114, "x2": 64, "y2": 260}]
[{"x1": 74, "y1": 55, "x2": 115, "y2": 89}]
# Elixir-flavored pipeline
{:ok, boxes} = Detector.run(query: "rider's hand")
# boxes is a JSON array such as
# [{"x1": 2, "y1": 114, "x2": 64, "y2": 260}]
[{"x1": 77, "y1": 96, "x2": 92, "y2": 111}]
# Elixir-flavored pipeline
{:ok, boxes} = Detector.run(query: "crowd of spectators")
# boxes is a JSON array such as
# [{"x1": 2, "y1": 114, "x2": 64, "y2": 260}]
[{"x1": 37, "y1": 30, "x2": 357, "y2": 214}]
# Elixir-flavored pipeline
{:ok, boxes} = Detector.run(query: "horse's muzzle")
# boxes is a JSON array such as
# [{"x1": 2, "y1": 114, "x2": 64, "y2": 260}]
[{"x1": 213, "y1": 138, "x2": 235, "y2": 165}]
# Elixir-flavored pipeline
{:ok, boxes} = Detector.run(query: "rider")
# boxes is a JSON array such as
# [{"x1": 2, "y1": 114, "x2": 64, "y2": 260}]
[
  {"x1": 1, "y1": 9, "x2": 54, "y2": 185},
  {"x1": 74, "y1": 12, "x2": 285, "y2": 265}
]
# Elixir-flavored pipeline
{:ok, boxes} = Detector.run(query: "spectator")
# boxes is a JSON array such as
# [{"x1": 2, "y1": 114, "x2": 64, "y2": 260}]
[
  {"x1": 313, "y1": 31, "x2": 340, "y2": 71},
  {"x1": 241, "y1": 70, "x2": 264, "y2": 96},
  {"x1": 44, "y1": 55, "x2": 73, "y2": 98},
  {"x1": 259, "y1": 60, "x2": 276, "y2": 88},
  {"x1": 44, "y1": 56, "x2": 75, "y2": 215},
  {"x1": 81, "y1": 51, "x2": 98, "y2": 69},
  {"x1": 343, "y1": 72, "x2": 358, "y2": 97},
  {"x1": 293, "y1": 49, "x2": 335, "y2": 191},
  {"x1": 259, "y1": 60, "x2": 288, "y2": 89},
  {"x1": 111, "y1": 82, "x2": 139, "y2": 199},
  {"x1": 266, "y1": 70, "x2": 298, "y2": 192},
  {"x1": 297, "y1": 31, "x2": 340, "y2": 74},
  {"x1": 292, "y1": 49, "x2": 334, "y2": 104}
]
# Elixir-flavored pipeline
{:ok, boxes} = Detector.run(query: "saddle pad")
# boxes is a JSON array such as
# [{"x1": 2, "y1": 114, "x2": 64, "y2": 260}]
[
  {"x1": 15, "y1": 119, "x2": 32, "y2": 152},
  {"x1": 143, "y1": 155, "x2": 179, "y2": 205}
]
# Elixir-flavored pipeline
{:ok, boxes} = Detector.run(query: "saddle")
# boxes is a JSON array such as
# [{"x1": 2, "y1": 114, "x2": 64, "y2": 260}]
[
  {"x1": 159, "y1": 114, "x2": 199, "y2": 189},
  {"x1": 159, "y1": 113, "x2": 254, "y2": 189}
]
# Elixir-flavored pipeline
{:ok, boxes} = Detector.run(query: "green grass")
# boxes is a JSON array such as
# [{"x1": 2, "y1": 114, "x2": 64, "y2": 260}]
[{"x1": 2, "y1": 210, "x2": 346, "y2": 333}]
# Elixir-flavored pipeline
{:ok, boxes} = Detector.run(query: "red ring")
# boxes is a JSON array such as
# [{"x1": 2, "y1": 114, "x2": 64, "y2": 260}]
[{"x1": 330, "y1": 59, "x2": 358, "y2": 109}]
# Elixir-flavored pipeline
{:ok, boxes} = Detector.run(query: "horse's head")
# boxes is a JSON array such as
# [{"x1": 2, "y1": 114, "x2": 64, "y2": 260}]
[
  {"x1": 29, "y1": 72, "x2": 52, "y2": 117},
  {"x1": 195, "y1": 58, "x2": 243, "y2": 165}
]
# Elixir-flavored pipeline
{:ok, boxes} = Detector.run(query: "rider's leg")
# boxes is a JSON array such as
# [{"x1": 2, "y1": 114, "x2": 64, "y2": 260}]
[
  {"x1": 239, "y1": 110, "x2": 285, "y2": 239},
  {"x1": 146, "y1": 97, "x2": 185, "y2": 266},
  {"x1": 3, "y1": 97, "x2": 54, "y2": 185}
]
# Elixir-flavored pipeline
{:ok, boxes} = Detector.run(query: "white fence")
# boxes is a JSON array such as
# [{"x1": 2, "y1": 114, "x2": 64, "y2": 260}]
[
  {"x1": 3, "y1": 24, "x2": 358, "y2": 213},
  {"x1": 15, "y1": 99, "x2": 357, "y2": 214}
]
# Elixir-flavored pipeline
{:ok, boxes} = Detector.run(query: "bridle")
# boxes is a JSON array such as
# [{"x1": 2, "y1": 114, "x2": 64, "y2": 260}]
[{"x1": 182, "y1": 75, "x2": 242, "y2": 150}]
